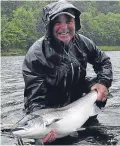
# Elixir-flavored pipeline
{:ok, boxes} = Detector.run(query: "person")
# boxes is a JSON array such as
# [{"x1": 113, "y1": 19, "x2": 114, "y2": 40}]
[{"x1": 22, "y1": 0, "x2": 113, "y2": 144}]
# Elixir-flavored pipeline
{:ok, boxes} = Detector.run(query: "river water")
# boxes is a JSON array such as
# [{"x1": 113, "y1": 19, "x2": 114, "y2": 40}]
[{"x1": 1, "y1": 51, "x2": 120, "y2": 145}]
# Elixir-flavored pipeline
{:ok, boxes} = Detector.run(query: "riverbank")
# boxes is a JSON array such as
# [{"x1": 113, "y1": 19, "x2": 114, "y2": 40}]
[
  {"x1": 99, "y1": 46, "x2": 120, "y2": 51},
  {"x1": 1, "y1": 52, "x2": 120, "y2": 145},
  {"x1": 1, "y1": 46, "x2": 120, "y2": 56},
  {"x1": 1, "y1": 49, "x2": 26, "y2": 56}
]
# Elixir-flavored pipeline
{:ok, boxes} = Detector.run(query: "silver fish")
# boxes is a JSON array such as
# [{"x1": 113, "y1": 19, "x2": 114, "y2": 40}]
[{"x1": 12, "y1": 90, "x2": 99, "y2": 139}]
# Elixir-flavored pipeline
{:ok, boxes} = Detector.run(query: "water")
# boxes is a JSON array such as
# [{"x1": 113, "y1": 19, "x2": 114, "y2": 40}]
[{"x1": 1, "y1": 51, "x2": 120, "y2": 145}]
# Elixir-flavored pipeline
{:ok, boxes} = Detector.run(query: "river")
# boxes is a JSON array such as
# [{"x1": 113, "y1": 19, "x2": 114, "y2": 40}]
[{"x1": 1, "y1": 51, "x2": 120, "y2": 145}]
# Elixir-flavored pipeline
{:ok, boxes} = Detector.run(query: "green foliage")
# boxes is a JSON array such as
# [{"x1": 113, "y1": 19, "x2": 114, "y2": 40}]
[
  {"x1": 99, "y1": 46, "x2": 120, "y2": 51},
  {"x1": 1, "y1": 49, "x2": 26, "y2": 56},
  {"x1": 1, "y1": 1, "x2": 24, "y2": 19},
  {"x1": 95, "y1": 1, "x2": 120, "y2": 14},
  {"x1": 1, "y1": 1, "x2": 120, "y2": 54},
  {"x1": 1, "y1": 15, "x2": 10, "y2": 51},
  {"x1": 1, "y1": 6, "x2": 39, "y2": 51},
  {"x1": 80, "y1": 11, "x2": 120, "y2": 45}
]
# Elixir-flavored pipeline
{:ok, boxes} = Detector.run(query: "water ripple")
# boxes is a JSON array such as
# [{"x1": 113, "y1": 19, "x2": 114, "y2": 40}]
[{"x1": 1, "y1": 52, "x2": 120, "y2": 145}]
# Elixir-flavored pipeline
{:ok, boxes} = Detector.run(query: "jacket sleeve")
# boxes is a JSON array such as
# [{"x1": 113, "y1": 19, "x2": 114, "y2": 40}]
[
  {"x1": 85, "y1": 38, "x2": 113, "y2": 88},
  {"x1": 22, "y1": 50, "x2": 47, "y2": 114}
]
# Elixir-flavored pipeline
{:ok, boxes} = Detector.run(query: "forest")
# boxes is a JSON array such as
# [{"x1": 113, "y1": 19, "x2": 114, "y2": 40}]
[{"x1": 1, "y1": 1, "x2": 120, "y2": 54}]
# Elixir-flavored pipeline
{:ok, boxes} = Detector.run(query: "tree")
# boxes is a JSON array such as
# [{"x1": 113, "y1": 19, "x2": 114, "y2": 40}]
[
  {"x1": 1, "y1": 1, "x2": 24, "y2": 19},
  {"x1": 1, "y1": 6, "x2": 39, "y2": 51},
  {"x1": 80, "y1": 11, "x2": 120, "y2": 45},
  {"x1": 96, "y1": 1, "x2": 120, "y2": 14}
]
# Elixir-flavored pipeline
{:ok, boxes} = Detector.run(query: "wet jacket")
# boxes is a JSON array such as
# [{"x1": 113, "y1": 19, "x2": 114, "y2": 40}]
[{"x1": 22, "y1": 1, "x2": 113, "y2": 114}]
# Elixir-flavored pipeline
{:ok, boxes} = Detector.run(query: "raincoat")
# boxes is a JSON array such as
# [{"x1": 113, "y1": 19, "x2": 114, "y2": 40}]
[{"x1": 22, "y1": 1, "x2": 113, "y2": 114}]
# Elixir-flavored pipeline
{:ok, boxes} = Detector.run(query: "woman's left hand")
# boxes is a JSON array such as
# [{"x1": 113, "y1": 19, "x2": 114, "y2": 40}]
[
  {"x1": 42, "y1": 129, "x2": 56, "y2": 143},
  {"x1": 91, "y1": 83, "x2": 108, "y2": 101}
]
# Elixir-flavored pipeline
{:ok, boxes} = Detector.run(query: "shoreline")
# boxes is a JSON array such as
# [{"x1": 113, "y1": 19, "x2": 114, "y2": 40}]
[{"x1": 1, "y1": 46, "x2": 120, "y2": 56}]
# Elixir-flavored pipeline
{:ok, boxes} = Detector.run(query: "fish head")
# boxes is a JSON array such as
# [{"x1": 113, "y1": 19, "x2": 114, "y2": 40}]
[{"x1": 12, "y1": 114, "x2": 50, "y2": 139}]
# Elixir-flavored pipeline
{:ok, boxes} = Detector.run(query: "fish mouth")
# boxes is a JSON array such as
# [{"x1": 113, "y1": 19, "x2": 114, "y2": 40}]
[
  {"x1": 12, "y1": 127, "x2": 29, "y2": 138},
  {"x1": 12, "y1": 127, "x2": 26, "y2": 132}
]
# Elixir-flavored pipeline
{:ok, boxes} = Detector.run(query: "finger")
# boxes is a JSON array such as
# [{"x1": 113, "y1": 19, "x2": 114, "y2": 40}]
[
  {"x1": 42, "y1": 132, "x2": 53, "y2": 143},
  {"x1": 42, "y1": 134, "x2": 50, "y2": 143},
  {"x1": 42, "y1": 130, "x2": 56, "y2": 143},
  {"x1": 102, "y1": 97, "x2": 107, "y2": 101},
  {"x1": 48, "y1": 130, "x2": 56, "y2": 142},
  {"x1": 91, "y1": 86, "x2": 96, "y2": 91},
  {"x1": 102, "y1": 93, "x2": 108, "y2": 101},
  {"x1": 97, "y1": 91, "x2": 104, "y2": 101},
  {"x1": 52, "y1": 132, "x2": 57, "y2": 141},
  {"x1": 98, "y1": 91, "x2": 108, "y2": 101}
]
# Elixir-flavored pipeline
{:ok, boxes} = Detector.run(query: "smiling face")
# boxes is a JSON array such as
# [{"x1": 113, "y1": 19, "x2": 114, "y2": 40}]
[{"x1": 52, "y1": 14, "x2": 75, "y2": 44}]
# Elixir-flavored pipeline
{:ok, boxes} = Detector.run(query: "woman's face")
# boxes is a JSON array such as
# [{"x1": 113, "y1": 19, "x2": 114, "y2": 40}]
[{"x1": 53, "y1": 14, "x2": 75, "y2": 44}]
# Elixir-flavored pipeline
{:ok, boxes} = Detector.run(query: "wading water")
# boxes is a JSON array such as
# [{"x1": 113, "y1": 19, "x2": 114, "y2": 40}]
[{"x1": 1, "y1": 51, "x2": 120, "y2": 145}]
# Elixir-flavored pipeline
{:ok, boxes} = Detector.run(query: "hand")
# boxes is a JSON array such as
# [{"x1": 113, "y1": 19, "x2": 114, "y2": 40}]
[
  {"x1": 91, "y1": 83, "x2": 108, "y2": 101},
  {"x1": 42, "y1": 129, "x2": 56, "y2": 143}
]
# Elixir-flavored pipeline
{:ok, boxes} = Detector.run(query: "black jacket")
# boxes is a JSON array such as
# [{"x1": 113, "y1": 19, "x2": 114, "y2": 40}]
[{"x1": 22, "y1": 1, "x2": 113, "y2": 114}]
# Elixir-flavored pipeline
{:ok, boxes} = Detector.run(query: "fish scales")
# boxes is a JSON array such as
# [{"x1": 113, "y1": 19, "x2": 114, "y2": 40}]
[{"x1": 11, "y1": 91, "x2": 98, "y2": 139}]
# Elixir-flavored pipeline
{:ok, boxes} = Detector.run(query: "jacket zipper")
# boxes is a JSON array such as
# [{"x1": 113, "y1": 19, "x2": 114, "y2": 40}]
[
  {"x1": 71, "y1": 62, "x2": 74, "y2": 83},
  {"x1": 64, "y1": 62, "x2": 74, "y2": 88},
  {"x1": 63, "y1": 48, "x2": 74, "y2": 90},
  {"x1": 64, "y1": 73, "x2": 67, "y2": 88},
  {"x1": 78, "y1": 66, "x2": 80, "y2": 81},
  {"x1": 62, "y1": 48, "x2": 75, "y2": 105}
]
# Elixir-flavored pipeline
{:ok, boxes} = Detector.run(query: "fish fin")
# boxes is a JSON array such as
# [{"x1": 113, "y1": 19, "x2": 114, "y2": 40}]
[
  {"x1": 108, "y1": 92, "x2": 113, "y2": 99},
  {"x1": 46, "y1": 118, "x2": 61, "y2": 127},
  {"x1": 75, "y1": 127, "x2": 86, "y2": 131},
  {"x1": 16, "y1": 137, "x2": 24, "y2": 145},
  {"x1": 89, "y1": 104, "x2": 101, "y2": 117},
  {"x1": 1, "y1": 123, "x2": 15, "y2": 133},
  {"x1": 34, "y1": 139, "x2": 44, "y2": 145},
  {"x1": 69, "y1": 131, "x2": 79, "y2": 137}
]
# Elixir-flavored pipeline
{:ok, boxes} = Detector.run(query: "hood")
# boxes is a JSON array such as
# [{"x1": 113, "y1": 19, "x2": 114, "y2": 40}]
[{"x1": 42, "y1": 0, "x2": 81, "y2": 38}]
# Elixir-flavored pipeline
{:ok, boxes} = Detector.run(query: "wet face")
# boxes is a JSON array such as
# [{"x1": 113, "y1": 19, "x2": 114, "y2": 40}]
[{"x1": 53, "y1": 14, "x2": 75, "y2": 44}]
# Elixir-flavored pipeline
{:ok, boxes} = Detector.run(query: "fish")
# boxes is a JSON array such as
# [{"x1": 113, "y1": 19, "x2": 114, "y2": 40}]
[{"x1": 10, "y1": 90, "x2": 100, "y2": 140}]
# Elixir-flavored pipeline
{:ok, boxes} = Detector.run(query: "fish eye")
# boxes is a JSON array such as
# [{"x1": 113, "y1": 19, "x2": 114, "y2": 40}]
[{"x1": 24, "y1": 122, "x2": 28, "y2": 126}]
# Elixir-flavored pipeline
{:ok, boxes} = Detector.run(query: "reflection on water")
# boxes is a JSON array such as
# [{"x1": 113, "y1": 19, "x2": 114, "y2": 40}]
[{"x1": 1, "y1": 51, "x2": 120, "y2": 145}]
